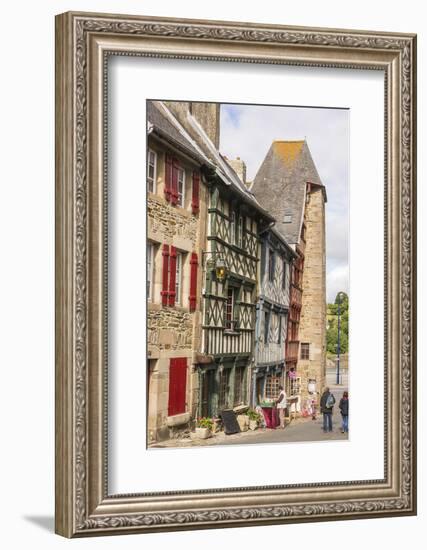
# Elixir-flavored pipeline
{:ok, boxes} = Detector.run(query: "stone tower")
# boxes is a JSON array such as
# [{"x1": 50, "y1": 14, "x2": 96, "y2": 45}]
[
  {"x1": 251, "y1": 140, "x2": 327, "y2": 404},
  {"x1": 297, "y1": 182, "x2": 327, "y2": 402}
]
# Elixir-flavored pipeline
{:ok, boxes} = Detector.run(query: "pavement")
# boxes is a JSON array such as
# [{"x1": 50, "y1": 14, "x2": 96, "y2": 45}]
[{"x1": 150, "y1": 384, "x2": 349, "y2": 449}]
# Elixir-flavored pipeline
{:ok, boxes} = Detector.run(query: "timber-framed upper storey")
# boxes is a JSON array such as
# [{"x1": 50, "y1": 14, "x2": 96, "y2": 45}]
[{"x1": 55, "y1": 11, "x2": 416, "y2": 538}]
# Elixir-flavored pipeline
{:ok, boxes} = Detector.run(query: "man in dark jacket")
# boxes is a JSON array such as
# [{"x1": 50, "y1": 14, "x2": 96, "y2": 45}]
[{"x1": 320, "y1": 387, "x2": 335, "y2": 432}]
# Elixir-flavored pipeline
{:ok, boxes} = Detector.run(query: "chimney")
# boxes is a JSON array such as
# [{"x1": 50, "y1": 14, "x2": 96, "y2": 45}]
[
  {"x1": 227, "y1": 157, "x2": 248, "y2": 187},
  {"x1": 162, "y1": 101, "x2": 191, "y2": 122},
  {"x1": 162, "y1": 101, "x2": 221, "y2": 149},
  {"x1": 189, "y1": 102, "x2": 220, "y2": 149}
]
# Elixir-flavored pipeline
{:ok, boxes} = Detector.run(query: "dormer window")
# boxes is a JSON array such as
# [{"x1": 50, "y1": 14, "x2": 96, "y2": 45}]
[{"x1": 284, "y1": 213, "x2": 292, "y2": 223}]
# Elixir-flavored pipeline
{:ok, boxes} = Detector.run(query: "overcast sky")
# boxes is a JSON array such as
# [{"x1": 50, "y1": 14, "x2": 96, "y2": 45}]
[{"x1": 219, "y1": 103, "x2": 349, "y2": 304}]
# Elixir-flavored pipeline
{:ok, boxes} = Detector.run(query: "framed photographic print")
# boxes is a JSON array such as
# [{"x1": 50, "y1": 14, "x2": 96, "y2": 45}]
[{"x1": 55, "y1": 11, "x2": 417, "y2": 537}]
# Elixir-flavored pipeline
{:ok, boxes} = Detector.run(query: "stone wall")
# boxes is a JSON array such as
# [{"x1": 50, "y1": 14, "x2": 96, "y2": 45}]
[
  {"x1": 298, "y1": 187, "x2": 326, "y2": 402},
  {"x1": 148, "y1": 306, "x2": 193, "y2": 351},
  {"x1": 148, "y1": 195, "x2": 198, "y2": 246}
]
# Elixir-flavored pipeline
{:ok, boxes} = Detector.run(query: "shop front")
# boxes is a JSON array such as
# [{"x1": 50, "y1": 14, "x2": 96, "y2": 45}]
[
  {"x1": 198, "y1": 358, "x2": 250, "y2": 419},
  {"x1": 251, "y1": 363, "x2": 285, "y2": 428}
]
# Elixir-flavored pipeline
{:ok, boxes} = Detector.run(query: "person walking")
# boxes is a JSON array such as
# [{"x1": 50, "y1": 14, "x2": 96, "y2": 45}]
[
  {"x1": 320, "y1": 387, "x2": 335, "y2": 432},
  {"x1": 339, "y1": 391, "x2": 349, "y2": 433},
  {"x1": 276, "y1": 385, "x2": 287, "y2": 429}
]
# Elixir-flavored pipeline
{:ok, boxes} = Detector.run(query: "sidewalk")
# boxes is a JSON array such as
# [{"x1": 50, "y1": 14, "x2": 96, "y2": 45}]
[{"x1": 150, "y1": 386, "x2": 348, "y2": 449}]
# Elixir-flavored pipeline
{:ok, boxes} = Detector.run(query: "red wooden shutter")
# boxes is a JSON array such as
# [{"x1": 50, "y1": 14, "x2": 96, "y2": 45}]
[
  {"x1": 168, "y1": 358, "x2": 187, "y2": 416},
  {"x1": 191, "y1": 171, "x2": 200, "y2": 214},
  {"x1": 189, "y1": 252, "x2": 198, "y2": 312},
  {"x1": 168, "y1": 246, "x2": 177, "y2": 306},
  {"x1": 161, "y1": 244, "x2": 170, "y2": 306},
  {"x1": 164, "y1": 155, "x2": 172, "y2": 202},
  {"x1": 170, "y1": 158, "x2": 179, "y2": 205}
]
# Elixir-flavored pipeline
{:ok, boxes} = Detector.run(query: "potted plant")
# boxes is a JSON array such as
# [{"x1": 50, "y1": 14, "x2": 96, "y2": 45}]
[
  {"x1": 247, "y1": 408, "x2": 261, "y2": 430},
  {"x1": 195, "y1": 417, "x2": 213, "y2": 439}
]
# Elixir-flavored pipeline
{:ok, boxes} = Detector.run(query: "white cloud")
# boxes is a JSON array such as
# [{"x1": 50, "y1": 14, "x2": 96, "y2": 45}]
[
  {"x1": 220, "y1": 103, "x2": 349, "y2": 305},
  {"x1": 327, "y1": 264, "x2": 349, "y2": 303}
]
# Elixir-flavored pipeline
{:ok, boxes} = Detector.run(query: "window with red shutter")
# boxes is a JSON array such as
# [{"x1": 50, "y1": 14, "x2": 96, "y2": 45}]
[
  {"x1": 161, "y1": 244, "x2": 169, "y2": 306},
  {"x1": 171, "y1": 158, "x2": 179, "y2": 205},
  {"x1": 168, "y1": 358, "x2": 187, "y2": 416},
  {"x1": 189, "y1": 252, "x2": 198, "y2": 311},
  {"x1": 164, "y1": 155, "x2": 172, "y2": 202},
  {"x1": 168, "y1": 246, "x2": 177, "y2": 306},
  {"x1": 191, "y1": 171, "x2": 200, "y2": 214}
]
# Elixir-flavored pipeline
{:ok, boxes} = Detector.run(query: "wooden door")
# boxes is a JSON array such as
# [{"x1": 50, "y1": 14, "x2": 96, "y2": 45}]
[{"x1": 168, "y1": 358, "x2": 187, "y2": 416}]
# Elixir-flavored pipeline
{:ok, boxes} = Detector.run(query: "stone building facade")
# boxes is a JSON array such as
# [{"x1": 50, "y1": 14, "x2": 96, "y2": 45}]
[{"x1": 146, "y1": 101, "x2": 208, "y2": 443}]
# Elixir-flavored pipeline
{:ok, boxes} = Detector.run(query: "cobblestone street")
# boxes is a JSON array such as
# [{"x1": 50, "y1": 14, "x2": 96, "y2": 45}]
[{"x1": 150, "y1": 383, "x2": 349, "y2": 449}]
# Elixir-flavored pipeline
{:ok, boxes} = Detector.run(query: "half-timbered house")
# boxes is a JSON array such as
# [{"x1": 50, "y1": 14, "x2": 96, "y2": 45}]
[
  {"x1": 253, "y1": 227, "x2": 295, "y2": 406},
  {"x1": 252, "y1": 140, "x2": 327, "y2": 403},
  {"x1": 199, "y1": 168, "x2": 274, "y2": 418}
]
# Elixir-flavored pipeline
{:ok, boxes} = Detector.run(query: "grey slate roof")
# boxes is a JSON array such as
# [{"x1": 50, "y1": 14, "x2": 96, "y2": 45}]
[
  {"x1": 147, "y1": 100, "x2": 274, "y2": 222},
  {"x1": 269, "y1": 225, "x2": 297, "y2": 259},
  {"x1": 251, "y1": 140, "x2": 325, "y2": 245},
  {"x1": 147, "y1": 101, "x2": 207, "y2": 165}
]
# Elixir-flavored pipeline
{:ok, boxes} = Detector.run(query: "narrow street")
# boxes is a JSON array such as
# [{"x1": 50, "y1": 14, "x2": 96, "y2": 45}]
[{"x1": 150, "y1": 382, "x2": 349, "y2": 449}]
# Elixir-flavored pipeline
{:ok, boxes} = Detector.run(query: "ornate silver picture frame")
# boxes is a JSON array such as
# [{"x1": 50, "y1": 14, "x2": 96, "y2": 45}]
[{"x1": 55, "y1": 11, "x2": 417, "y2": 537}]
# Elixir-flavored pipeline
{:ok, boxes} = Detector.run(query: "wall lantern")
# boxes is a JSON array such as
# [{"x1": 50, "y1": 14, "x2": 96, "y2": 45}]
[
  {"x1": 202, "y1": 251, "x2": 228, "y2": 283},
  {"x1": 215, "y1": 258, "x2": 228, "y2": 283}
]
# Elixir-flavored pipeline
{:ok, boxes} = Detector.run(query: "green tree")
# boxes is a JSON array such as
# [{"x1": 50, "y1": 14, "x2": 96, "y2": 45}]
[{"x1": 326, "y1": 292, "x2": 349, "y2": 354}]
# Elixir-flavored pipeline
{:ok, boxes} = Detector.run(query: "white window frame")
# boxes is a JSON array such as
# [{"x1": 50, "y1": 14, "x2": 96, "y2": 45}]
[
  {"x1": 147, "y1": 149, "x2": 157, "y2": 193},
  {"x1": 175, "y1": 252, "x2": 182, "y2": 305},
  {"x1": 177, "y1": 167, "x2": 185, "y2": 207},
  {"x1": 301, "y1": 342, "x2": 310, "y2": 360},
  {"x1": 147, "y1": 242, "x2": 154, "y2": 301}
]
